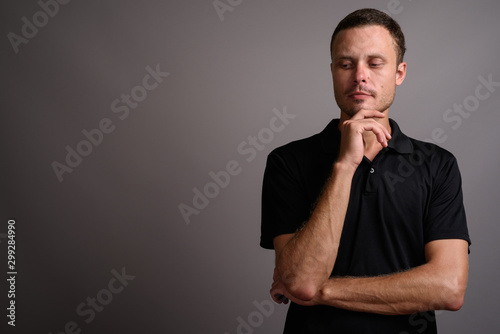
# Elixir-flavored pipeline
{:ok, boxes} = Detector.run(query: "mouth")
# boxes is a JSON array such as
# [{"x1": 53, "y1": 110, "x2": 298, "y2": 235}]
[{"x1": 348, "y1": 91, "x2": 372, "y2": 99}]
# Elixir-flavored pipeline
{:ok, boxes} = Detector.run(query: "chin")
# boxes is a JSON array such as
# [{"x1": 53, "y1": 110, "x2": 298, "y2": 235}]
[{"x1": 341, "y1": 104, "x2": 372, "y2": 117}]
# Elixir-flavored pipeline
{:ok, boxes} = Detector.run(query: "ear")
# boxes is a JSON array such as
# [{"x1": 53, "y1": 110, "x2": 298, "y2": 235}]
[{"x1": 396, "y1": 62, "x2": 407, "y2": 86}]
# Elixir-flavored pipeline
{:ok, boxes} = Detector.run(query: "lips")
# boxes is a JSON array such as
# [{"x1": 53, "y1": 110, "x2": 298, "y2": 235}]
[
  {"x1": 349, "y1": 91, "x2": 371, "y2": 96},
  {"x1": 349, "y1": 91, "x2": 372, "y2": 99}
]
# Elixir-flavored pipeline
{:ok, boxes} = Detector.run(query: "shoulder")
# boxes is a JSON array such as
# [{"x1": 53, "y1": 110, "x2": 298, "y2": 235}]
[
  {"x1": 269, "y1": 132, "x2": 322, "y2": 161},
  {"x1": 389, "y1": 118, "x2": 457, "y2": 166},
  {"x1": 268, "y1": 118, "x2": 340, "y2": 164},
  {"x1": 405, "y1": 138, "x2": 463, "y2": 188},
  {"x1": 408, "y1": 137, "x2": 459, "y2": 165}
]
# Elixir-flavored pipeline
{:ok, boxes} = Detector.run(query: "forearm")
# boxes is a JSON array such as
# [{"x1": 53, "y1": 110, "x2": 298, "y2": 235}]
[
  {"x1": 272, "y1": 111, "x2": 393, "y2": 302},
  {"x1": 276, "y1": 162, "x2": 355, "y2": 299},
  {"x1": 314, "y1": 261, "x2": 467, "y2": 315}
]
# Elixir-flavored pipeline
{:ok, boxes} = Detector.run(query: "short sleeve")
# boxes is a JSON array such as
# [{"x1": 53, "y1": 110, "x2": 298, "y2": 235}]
[
  {"x1": 424, "y1": 154, "x2": 471, "y2": 248},
  {"x1": 260, "y1": 150, "x2": 311, "y2": 249}
]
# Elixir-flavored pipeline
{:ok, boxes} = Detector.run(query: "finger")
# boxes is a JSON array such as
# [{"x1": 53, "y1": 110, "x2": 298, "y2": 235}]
[
  {"x1": 351, "y1": 109, "x2": 386, "y2": 120},
  {"x1": 271, "y1": 292, "x2": 284, "y2": 304},
  {"x1": 364, "y1": 123, "x2": 391, "y2": 147},
  {"x1": 373, "y1": 122, "x2": 392, "y2": 144},
  {"x1": 363, "y1": 122, "x2": 391, "y2": 145},
  {"x1": 349, "y1": 119, "x2": 391, "y2": 147},
  {"x1": 277, "y1": 294, "x2": 289, "y2": 304},
  {"x1": 361, "y1": 118, "x2": 391, "y2": 139},
  {"x1": 342, "y1": 118, "x2": 391, "y2": 140}
]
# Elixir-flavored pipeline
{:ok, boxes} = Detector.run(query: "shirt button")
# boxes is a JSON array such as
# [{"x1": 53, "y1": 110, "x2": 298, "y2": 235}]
[{"x1": 370, "y1": 168, "x2": 375, "y2": 174}]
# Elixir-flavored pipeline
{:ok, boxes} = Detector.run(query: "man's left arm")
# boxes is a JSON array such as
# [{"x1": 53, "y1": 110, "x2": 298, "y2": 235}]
[{"x1": 280, "y1": 238, "x2": 469, "y2": 315}]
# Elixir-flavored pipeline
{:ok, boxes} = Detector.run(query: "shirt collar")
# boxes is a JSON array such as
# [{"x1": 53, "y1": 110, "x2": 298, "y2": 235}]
[
  {"x1": 387, "y1": 118, "x2": 413, "y2": 154},
  {"x1": 320, "y1": 118, "x2": 413, "y2": 154}
]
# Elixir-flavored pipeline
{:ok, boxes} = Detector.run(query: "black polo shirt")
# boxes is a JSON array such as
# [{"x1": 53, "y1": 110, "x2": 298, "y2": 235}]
[{"x1": 260, "y1": 118, "x2": 470, "y2": 334}]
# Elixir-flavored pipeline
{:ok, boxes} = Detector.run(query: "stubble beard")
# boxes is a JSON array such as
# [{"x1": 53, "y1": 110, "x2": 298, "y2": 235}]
[{"x1": 337, "y1": 89, "x2": 396, "y2": 117}]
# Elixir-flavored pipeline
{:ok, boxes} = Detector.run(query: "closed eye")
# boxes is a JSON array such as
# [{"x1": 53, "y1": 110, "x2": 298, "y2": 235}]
[
  {"x1": 337, "y1": 62, "x2": 353, "y2": 69},
  {"x1": 369, "y1": 57, "x2": 385, "y2": 68}
]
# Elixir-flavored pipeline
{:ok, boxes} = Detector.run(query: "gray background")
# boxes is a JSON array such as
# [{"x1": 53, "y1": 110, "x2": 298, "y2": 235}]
[{"x1": 1, "y1": 0, "x2": 499, "y2": 333}]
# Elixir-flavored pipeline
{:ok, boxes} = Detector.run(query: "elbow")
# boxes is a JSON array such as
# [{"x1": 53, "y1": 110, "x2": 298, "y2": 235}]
[
  {"x1": 285, "y1": 281, "x2": 319, "y2": 302},
  {"x1": 442, "y1": 276, "x2": 467, "y2": 311},
  {"x1": 444, "y1": 295, "x2": 464, "y2": 312},
  {"x1": 443, "y1": 287, "x2": 466, "y2": 311},
  {"x1": 275, "y1": 264, "x2": 324, "y2": 302}
]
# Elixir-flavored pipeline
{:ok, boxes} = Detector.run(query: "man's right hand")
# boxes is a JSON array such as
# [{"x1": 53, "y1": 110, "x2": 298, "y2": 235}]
[{"x1": 337, "y1": 110, "x2": 391, "y2": 169}]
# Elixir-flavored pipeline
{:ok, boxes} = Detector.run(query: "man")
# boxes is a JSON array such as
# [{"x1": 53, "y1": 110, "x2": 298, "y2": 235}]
[{"x1": 260, "y1": 8, "x2": 470, "y2": 334}]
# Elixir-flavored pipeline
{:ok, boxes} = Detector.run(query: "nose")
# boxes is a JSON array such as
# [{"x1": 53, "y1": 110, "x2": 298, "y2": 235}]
[{"x1": 353, "y1": 64, "x2": 368, "y2": 84}]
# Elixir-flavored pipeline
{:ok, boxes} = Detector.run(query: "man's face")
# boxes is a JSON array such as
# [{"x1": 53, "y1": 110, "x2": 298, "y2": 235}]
[{"x1": 331, "y1": 25, "x2": 406, "y2": 117}]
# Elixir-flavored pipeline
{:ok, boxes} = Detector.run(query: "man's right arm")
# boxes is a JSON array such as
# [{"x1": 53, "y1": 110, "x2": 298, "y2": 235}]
[
  {"x1": 271, "y1": 110, "x2": 391, "y2": 303},
  {"x1": 272, "y1": 161, "x2": 356, "y2": 301}
]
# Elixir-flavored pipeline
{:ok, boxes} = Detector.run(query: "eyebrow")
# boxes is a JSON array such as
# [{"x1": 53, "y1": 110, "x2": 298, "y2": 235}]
[
  {"x1": 333, "y1": 53, "x2": 387, "y2": 62},
  {"x1": 333, "y1": 55, "x2": 354, "y2": 61}
]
